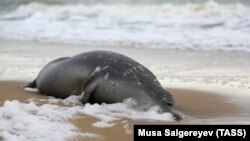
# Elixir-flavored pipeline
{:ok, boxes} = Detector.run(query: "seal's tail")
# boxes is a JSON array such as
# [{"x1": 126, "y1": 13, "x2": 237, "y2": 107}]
[{"x1": 24, "y1": 79, "x2": 37, "y2": 88}]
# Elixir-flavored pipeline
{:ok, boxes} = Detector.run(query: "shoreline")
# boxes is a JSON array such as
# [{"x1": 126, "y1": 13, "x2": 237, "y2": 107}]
[{"x1": 0, "y1": 80, "x2": 248, "y2": 120}]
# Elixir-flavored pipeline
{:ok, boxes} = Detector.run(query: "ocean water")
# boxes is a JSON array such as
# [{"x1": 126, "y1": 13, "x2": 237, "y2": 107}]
[{"x1": 0, "y1": 0, "x2": 250, "y2": 51}]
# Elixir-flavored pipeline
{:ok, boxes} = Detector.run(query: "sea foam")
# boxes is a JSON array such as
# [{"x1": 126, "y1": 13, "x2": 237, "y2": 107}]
[
  {"x1": 0, "y1": 96, "x2": 174, "y2": 140},
  {"x1": 0, "y1": 1, "x2": 250, "y2": 51}
]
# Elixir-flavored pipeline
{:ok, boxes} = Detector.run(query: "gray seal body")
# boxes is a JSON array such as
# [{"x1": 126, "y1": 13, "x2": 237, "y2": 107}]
[{"x1": 26, "y1": 51, "x2": 180, "y2": 120}]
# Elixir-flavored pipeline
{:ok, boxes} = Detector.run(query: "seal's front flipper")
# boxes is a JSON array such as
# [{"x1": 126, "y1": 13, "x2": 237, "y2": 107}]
[
  {"x1": 24, "y1": 79, "x2": 37, "y2": 88},
  {"x1": 81, "y1": 78, "x2": 99, "y2": 104}
]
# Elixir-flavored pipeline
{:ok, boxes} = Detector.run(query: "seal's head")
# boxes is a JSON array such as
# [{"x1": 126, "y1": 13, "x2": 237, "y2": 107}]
[{"x1": 151, "y1": 90, "x2": 182, "y2": 121}]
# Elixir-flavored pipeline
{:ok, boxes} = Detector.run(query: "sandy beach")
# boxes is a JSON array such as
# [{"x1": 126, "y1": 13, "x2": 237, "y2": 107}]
[{"x1": 0, "y1": 40, "x2": 250, "y2": 140}]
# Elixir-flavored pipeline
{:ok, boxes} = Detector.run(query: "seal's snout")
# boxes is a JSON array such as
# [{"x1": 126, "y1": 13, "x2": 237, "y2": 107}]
[
  {"x1": 172, "y1": 111, "x2": 183, "y2": 121},
  {"x1": 159, "y1": 104, "x2": 183, "y2": 121},
  {"x1": 168, "y1": 107, "x2": 183, "y2": 121}
]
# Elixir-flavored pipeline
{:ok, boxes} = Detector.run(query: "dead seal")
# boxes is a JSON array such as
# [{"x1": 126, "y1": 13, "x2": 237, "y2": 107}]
[{"x1": 25, "y1": 51, "x2": 181, "y2": 120}]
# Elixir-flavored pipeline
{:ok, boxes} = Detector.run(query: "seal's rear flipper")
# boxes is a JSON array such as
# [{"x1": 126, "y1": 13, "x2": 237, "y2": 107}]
[{"x1": 24, "y1": 79, "x2": 37, "y2": 88}]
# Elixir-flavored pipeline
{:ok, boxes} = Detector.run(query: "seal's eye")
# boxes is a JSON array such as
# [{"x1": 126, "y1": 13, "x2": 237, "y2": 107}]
[{"x1": 167, "y1": 102, "x2": 173, "y2": 107}]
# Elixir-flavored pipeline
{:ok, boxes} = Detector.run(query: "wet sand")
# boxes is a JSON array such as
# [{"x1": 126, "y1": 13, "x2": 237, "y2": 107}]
[
  {"x1": 0, "y1": 81, "x2": 46, "y2": 105},
  {"x1": 0, "y1": 81, "x2": 247, "y2": 141},
  {"x1": 167, "y1": 88, "x2": 239, "y2": 118}
]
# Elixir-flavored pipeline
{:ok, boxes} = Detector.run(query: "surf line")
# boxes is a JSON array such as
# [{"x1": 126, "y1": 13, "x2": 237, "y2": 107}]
[{"x1": 138, "y1": 129, "x2": 213, "y2": 138}]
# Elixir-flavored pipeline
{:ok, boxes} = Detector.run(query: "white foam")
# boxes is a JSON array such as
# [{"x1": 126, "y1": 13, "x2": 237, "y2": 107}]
[
  {"x1": 92, "y1": 121, "x2": 116, "y2": 128},
  {"x1": 63, "y1": 95, "x2": 83, "y2": 105},
  {"x1": 123, "y1": 123, "x2": 133, "y2": 134},
  {"x1": 24, "y1": 87, "x2": 38, "y2": 92},
  {"x1": 81, "y1": 99, "x2": 174, "y2": 127},
  {"x1": 0, "y1": 2, "x2": 250, "y2": 51},
  {"x1": 0, "y1": 100, "x2": 100, "y2": 141},
  {"x1": 55, "y1": 96, "x2": 174, "y2": 125},
  {"x1": 0, "y1": 96, "x2": 174, "y2": 140},
  {"x1": 0, "y1": 96, "x2": 173, "y2": 141}
]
